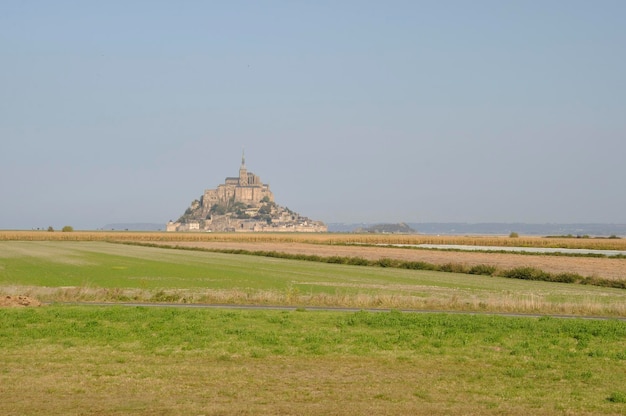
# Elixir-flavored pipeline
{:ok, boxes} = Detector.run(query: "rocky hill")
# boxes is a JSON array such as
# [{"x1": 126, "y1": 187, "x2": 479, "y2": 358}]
[
  {"x1": 167, "y1": 154, "x2": 326, "y2": 233},
  {"x1": 168, "y1": 197, "x2": 326, "y2": 233}
]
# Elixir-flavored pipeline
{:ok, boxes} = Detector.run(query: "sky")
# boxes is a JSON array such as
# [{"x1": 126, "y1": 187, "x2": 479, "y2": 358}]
[{"x1": 1, "y1": 1, "x2": 625, "y2": 230}]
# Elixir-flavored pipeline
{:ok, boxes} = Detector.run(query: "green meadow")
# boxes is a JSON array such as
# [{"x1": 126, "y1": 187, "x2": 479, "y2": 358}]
[
  {"x1": 2, "y1": 241, "x2": 626, "y2": 414},
  {"x1": 1, "y1": 241, "x2": 626, "y2": 315},
  {"x1": 1, "y1": 306, "x2": 625, "y2": 415}
]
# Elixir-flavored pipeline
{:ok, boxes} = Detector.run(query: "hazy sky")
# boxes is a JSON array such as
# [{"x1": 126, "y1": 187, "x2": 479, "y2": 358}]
[{"x1": 2, "y1": 1, "x2": 625, "y2": 229}]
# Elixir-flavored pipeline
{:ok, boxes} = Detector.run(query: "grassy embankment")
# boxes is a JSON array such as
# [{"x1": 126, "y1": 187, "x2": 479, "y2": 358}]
[
  {"x1": 1, "y1": 241, "x2": 625, "y2": 316},
  {"x1": 1, "y1": 306, "x2": 625, "y2": 415}
]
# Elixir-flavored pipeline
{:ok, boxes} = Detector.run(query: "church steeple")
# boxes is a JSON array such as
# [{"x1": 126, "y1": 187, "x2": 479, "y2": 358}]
[{"x1": 239, "y1": 147, "x2": 248, "y2": 186}]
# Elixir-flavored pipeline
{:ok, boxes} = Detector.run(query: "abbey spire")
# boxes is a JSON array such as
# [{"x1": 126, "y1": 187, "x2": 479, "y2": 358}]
[{"x1": 239, "y1": 148, "x2": 248, "y2": 186}]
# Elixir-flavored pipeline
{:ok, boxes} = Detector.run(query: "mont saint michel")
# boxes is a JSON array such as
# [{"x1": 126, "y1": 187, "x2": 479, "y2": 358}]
[{"x1": 167, "y1": 154, "x2": 327, "y2": 232}]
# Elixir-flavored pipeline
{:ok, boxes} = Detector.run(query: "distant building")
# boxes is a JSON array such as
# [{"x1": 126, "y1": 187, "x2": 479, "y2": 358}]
[
  {"x1": 167, "y1": 152, "x2": 326, "y2": 233},
  {"x1": 200, "y1": 151, "x2": 274, "y2": 215}
]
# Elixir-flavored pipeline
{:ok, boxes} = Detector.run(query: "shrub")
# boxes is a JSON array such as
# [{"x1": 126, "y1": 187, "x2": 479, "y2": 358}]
[
  {"x1": 61, "y1": 225, "x2": 74, "y2": 232},
  {"x1": 468, "y1": 264, "x2": 497, "y2": 276},
  {"x1": 347, "y1": 257, "x2": 370, "y2": 266},
  {"x1": 439, "y1": 263, "x2": 468, "y2": 274},
  {"x1": 326, "y1": 256, "x2": 347, "y2": 264},
  {"x1": 376, "y1": 258, "x2": 396, "y2": 268},
  {"x1": 400, "y1": 261, "x2": 437, "y2": 271},
  {"x1": 509, "y1": 232, "x2": 519, "y2": 238},
  {"x1": 502, "y1": 267, "x2": 551, "y2": 281},
  {"x1": 152, "y1": 290, "x2": 181, "y2": 303},
  {"x1": 552, "y1": 273, "x2": 580, "y2": 283}
]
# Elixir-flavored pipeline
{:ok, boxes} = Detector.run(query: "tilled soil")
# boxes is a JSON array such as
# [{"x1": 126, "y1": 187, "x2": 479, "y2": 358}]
[{"x1": 162, "y1": 241, "x2": 626, "y2": 281}]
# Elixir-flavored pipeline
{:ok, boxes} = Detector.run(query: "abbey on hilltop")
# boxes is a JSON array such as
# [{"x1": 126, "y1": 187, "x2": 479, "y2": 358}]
[
  {"x1": 167, "y1": 152, "x2": 327, "y2": 232},
  {"x1": 203, "y1": 152, "x2": 274, "y2": 209}
]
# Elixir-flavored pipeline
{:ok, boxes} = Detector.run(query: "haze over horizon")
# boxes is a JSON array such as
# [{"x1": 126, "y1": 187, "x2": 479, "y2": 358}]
[{"x1": 2, "y1": 1, "x2": 625, "y2": 230}]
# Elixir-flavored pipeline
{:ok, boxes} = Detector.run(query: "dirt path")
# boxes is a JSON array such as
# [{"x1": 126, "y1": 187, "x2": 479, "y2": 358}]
[{"x1": 160, "y1": 241, "x2": 626, "y2": 281}]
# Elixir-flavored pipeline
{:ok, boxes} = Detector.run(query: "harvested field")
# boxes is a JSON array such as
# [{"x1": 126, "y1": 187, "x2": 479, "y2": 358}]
[
  {"x1": 3, "y1": 230, "x2": 626, "y2": 250},
  {"x1": 159, "y1": 241, "x2": 626, "y2": 281}
]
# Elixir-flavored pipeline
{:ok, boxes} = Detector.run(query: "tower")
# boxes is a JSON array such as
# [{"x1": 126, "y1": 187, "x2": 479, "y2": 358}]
[{"x1": 238, "y1": 148, "x2": 248, "y2": 186}]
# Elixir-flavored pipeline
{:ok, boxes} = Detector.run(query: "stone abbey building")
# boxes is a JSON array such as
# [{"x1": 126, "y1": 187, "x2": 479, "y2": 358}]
[
  {"x1": 202, "y1": 152, "x2": 274, "y2": 210},
  {"x1": 167, "y1": 153, "x2": 327, "y2": 232}
]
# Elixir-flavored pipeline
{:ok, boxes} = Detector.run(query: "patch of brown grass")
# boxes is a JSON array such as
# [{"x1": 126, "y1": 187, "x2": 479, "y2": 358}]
[
  {"x1": 0, "y1": 347, "x2": 610, "y2": 416},
  {"x1": 0, "y1": 295, "x2": 41, "y2": 308}
]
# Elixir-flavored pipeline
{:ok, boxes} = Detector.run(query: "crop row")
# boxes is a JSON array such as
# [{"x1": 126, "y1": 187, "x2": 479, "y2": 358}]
[{"x1": 2, "y1": 230, "x2": 626, "y2": 250}]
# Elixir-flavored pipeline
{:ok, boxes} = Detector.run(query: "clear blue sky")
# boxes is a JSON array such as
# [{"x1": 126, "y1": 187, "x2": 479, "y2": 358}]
[{"x1": 2, "y1": 1, "x2": 625, "y2": 229}]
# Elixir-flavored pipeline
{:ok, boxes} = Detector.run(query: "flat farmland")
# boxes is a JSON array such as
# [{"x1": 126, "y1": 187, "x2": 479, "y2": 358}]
[
  {"x1": 2, "y1": 237, "x2": 626, "y2": 415},
  {"x1": 3, "y1": 231, "x2": 624, "y2": 281},
  {"x1": 1, "y1": 240, "x2": 626, "y2": 316},
  {"x1": 3, "y1": 230, "x2": 626, "y2": 250},
  {"x1": 158, "y1": 240, "x2": 626, "y2": 282}
]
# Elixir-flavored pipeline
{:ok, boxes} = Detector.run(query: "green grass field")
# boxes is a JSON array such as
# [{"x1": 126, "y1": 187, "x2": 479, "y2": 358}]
[
  {"x1": 2, "y1": 241, "x2": 626, "y2": 315},
  {"x1": 1, "y1": 306, "x2": 625, "y2": 415},
  {"x1": 2, "y1": 240, "x2": 626, "y2": 414}
]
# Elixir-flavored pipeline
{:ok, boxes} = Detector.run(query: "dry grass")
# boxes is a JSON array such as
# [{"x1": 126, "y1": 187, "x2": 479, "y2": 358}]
[
  {"x1": 2, "y1": 230, "x2": 626, "y2": 250},
  {"x1": 6, "y1": 284, "x2": 626, "y2": 317},
  {"x1": 0, "y1": 350, "x2": 569, "y2": 416}
]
